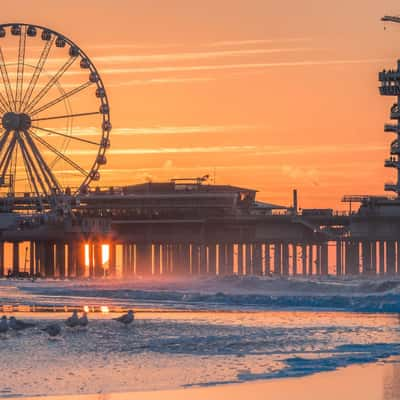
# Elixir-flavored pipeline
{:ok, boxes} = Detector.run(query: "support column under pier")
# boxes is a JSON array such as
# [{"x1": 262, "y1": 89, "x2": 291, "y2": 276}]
[
  {"x1": 199, "y1": 245, "x2": 207, "y2": 275},
  {"x1": 170, "y1": 244, "x2": 179, "y2": 275},
  {"x1": 237, "y1": 244, "x2": 244, "y2": 275},
  {"x1": 386, "y1": 241, "x2": 396, "y2": 275},
  {"x1": 345, "y1": 241, "x2": 359, "y2": 275},
  {"x1": 29, "y1": 242, "x2": 35, "y2": 277},
  {"x1": 336, "y1": 241, "x2": 342, "y2": 276},
  {"x1": 135, "y1": 243, "x2": 152, "y2": 276},
  {"x1": 315, "y1": 245, "x2": 321, "y2": 275},
  {"x1": 219, "y1": 244, "x2": 226, "y2": 275},
  {"x1": 191, "y1": 245, "x2": 199, "y2": 274},
  {"x1": 88, "y1": 243, "x2": 94, "y2": 277},
  {"x1": 264, "y1": 243, "x2": 270, "y2": 276},
  {"x1": 67, "y1": 242, "x2": 76, "y2": 278},
  {"x1": 379, "y1": 241, "x2": 385, "y2": 275},
  {"x1": 122, "y1": 243, "x2": 131, "y2": 276},
  {"x1": 109, "y1": 242, "x2": 116, "y2": 277},
  {"x1": 56, "y1": 243, "x2": 66, "y2": 278},
  {"x1": 0, "y1": 242, "x2": 4, "y2": 277},
  {"x1": 93, "y1": 242, "x2": 103, "y2": 278},
  {"x1": 292, "y1": 244, "x2": 298, "y2": 276},
  {"x1": 321, "y1": 243, "x2": 328, "y2": 275},
  {"x1": 225, "y1": 243, "x2": 234, "y2": 275},
  {"x1": 282, "y1": 243, "x2": 289, "y2": 276},
  {"x1": 252, "y1": 243, "x2": 263, "y2": 275},
  {"x1": 208, "y1": 244, "x2": 216, "y2": 275},
  {"x1": 153, "y1": 244, "x2": 161, "y2": 275},
  {"x1": 308, "y1": 245, "x2": 313, "y2": 276},
  {"x1": 362, "y1": 241, "x2": 372, "y2": 275},
  {"x1": 301, "y1": 244, "x2": 307, "y2": 275},
  {"x1": 44, "y1": 242, "x2": 55, "y2": 278},
  {"x1": 12, "y1": 242, "x2": 19, "y2": 275},
  {"x1": 76, "y1": 242, "x2": 86, "y2": 277},
  {"x1": 371, "y1": 241, "x2": 377, "y2": 275},
  {"x1": 245, "y1": 244, "x2": 252, "y2": 275},
  {"x1": 34, "y1": 241, "x2": 41, "y2": 277},
  {"x1": 274, "y1": 242, "x2": 282, "y2": 275},
  {"x1": 161, "y1": 244, "x2": 169, "y2": 274},
  {"x1": 171, "y1": 244, "x2": 190, "y2": 275}
]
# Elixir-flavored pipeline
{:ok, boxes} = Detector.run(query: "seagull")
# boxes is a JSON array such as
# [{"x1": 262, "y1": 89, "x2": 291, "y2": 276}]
[
  {"x1": 8, "y1": 316, "x2": 35, "y2": 331},
  {"x1": 65, "y1": 310, "x2": 80, "y2": 328},
  {"x1": 41, "y1": 323, "x2": 61, "y2": 338},
  {"x1": 0, "y1": 316, "x2": 8, "y2": 335},
  {"x1": 113, "y1": 310, "x2": 134, "y2": 326},
  {"x1": 78, "y1": 312, "x2": 89, "y2": 328}
]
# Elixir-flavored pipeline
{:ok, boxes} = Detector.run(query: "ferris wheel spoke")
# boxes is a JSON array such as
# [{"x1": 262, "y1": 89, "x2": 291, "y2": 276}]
[
  {"x1": 25, "y1": 56, "x2": 78, "y2": 113},
  {"x1": 22, "y1": 130, "x2": 61, "y2": 193},
  {"x1": 21, "y1": 36, "x2": 55, "y2": 112},
  {"x1": 29, "y1": 129, "x2": 88, "y2": 177},
  {"x1": 31, "y1": 111, "x2": 100, "y2": 122},
  {"x1": 31, "y1": 125, "x2": 100, "y2": 146},
  {"x1": 0, "y1": 134, "x2": 17, "y2": 177},
  {"x1": 0, "y1": 134, "x2": 16, "y2": 172},
  {"x1": 15, "y1": 131, "x2": 41, "y2": 196},
  {"x1": 32, "y1": 111, "x2": 101, "y2": 122},
  {"x1": 0, "y1": 129, "x2": 10, "y2": 151},
  {"x1": 15, "y1": 26, "x2": 27, "y2": 112},
  {"x1": 30, "y1": 81, "x2": 93, "y2": 116},
  {"x1": 0, "y1": 47, "x2": 15, "y2": 110},
  {"x1": 0, "y1": 92, "x2": 9, "y2": 113},
  {"x1": 0, "y1": 130, "x2": 12, "y2": 175}
]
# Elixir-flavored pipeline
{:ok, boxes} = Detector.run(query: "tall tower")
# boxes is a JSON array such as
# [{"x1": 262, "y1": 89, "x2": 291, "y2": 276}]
[{"x1": 379, "y1": 61, "x2": 400, "y2": 196}]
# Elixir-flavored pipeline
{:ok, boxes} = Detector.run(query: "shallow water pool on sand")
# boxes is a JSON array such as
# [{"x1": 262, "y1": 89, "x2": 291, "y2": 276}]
[{"x1": 0, "y1": 310, "x2": 400, "y2": 397}]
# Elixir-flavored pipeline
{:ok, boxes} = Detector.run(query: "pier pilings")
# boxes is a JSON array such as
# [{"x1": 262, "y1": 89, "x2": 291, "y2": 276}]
[{"x1": 2, "y1": 237, "x2": 400, "y2": 279}]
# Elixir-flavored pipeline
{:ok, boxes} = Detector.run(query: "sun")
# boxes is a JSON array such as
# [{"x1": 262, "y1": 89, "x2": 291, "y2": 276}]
[{"x1": 84, "y1": 244, "x2": 109, "y2": 267}]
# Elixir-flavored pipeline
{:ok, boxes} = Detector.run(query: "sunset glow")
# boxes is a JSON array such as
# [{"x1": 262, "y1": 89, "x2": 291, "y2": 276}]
[
  {"x1": 0, "y1": 1, "x2": 398, "y2": 209},
  {"x1": 2, "y1": 3, "x2": 400, "y2": 399}
]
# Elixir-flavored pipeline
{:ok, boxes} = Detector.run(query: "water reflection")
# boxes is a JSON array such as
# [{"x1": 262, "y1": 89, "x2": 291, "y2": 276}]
[{"x1": 383, "y1": 315, "x2": 400, "y2": 400}]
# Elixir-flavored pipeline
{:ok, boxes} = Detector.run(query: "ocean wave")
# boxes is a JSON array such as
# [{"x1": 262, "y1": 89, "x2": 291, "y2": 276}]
[{"x1": 3, "y1": 275, "x2": 400, "y2": 313}]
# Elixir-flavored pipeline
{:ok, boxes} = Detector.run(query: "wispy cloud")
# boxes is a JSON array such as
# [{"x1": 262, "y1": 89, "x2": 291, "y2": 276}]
[
  {"x1": 18, "y1": 46, "x2": 318, "y2": 68},
  {"x1": 99, "y1": 58, "x2": 390, "y2": 75},
  {"x1": 207, "y1": 38, "x2": 313, "y2": 47},
  {"x1": 63, "y1": 145, "x2": 257, "y2": 156},
  {"x1": 89, "y1": 38, "x2": 312, "y2": 50},
  {"x1": 91, "y1": 47, "x2": 317, "y2": 64},
  {"x1": 109, "y1": 76, "x2": 215, "y2": 87},
  {"x1": 41, "y1": 125, "x2": 257, "y2": 137},
  {"x1": 108, "y1": 125, "x2": 256, "y2": 135},
  {"x1": 58, "y1": 143, "x2": 387, "y2": 157}
]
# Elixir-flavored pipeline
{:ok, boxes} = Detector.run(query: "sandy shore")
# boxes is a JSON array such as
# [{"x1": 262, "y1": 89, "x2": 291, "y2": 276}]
[{"x1": 11, "y1": 358, "x2": 400, "y2": 400}]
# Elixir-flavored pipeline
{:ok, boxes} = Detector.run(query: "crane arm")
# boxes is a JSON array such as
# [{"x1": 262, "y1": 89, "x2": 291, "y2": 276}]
[{"x1": 382, "y1": 15, "x2": 400, "y2": 24}]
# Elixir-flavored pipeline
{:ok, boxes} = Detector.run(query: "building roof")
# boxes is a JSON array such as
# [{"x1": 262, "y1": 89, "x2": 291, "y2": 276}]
[
  {"x1": 252, "y1": 200, "x2": 288, "y2": 210},
  {"x1": 121, "y1": 182, "x2": 258, "y2": 194}
]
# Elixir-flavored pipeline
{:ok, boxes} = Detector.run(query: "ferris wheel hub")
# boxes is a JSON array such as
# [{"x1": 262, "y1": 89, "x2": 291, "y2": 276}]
[{"x1": 2, "y1": 112, "x2": 31, "y2": 131}]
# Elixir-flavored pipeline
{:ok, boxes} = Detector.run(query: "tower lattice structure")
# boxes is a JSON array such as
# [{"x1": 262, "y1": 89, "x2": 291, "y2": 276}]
[{"x1": 379, "y1": 61, "x2": 400, "y2": 196}]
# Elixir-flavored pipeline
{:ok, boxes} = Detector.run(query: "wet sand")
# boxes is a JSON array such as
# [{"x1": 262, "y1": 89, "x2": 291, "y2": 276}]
[{"x1": 10, "y1": 358, "x2": 400, "y2": 400}]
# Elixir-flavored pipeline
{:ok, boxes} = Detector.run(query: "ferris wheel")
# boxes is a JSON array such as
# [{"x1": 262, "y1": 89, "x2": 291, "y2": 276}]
[{"x1": 0, "y1": 23, "x2": 111, "y2": 199}]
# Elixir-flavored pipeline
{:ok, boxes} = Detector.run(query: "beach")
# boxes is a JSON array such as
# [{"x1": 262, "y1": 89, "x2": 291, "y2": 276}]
[
  {"x1": 12, "y1": 358, "x2": 400, "y2": 400},
  {"x1": 1, "y1": 277, "x2": 400, "y2": 398}
]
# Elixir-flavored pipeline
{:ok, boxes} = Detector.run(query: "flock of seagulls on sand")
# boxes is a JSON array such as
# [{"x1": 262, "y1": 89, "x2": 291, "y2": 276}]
[{"x1": 0, "y1": 309, "x2": 135, "y2": 338}]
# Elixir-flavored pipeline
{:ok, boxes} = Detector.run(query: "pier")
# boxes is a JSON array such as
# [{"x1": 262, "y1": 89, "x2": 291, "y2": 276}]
[
  {"x1": 1, "y1": 182, "x2": 400, "y2": 278},
  {"x1": 0, "y1": 22, "x2": 399, "y2": 279}
]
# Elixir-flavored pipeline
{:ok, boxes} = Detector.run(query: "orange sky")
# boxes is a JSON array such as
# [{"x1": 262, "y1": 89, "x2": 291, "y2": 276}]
[{"x1": 2, "y1": 0, "x2": 400, "y2": 209}]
